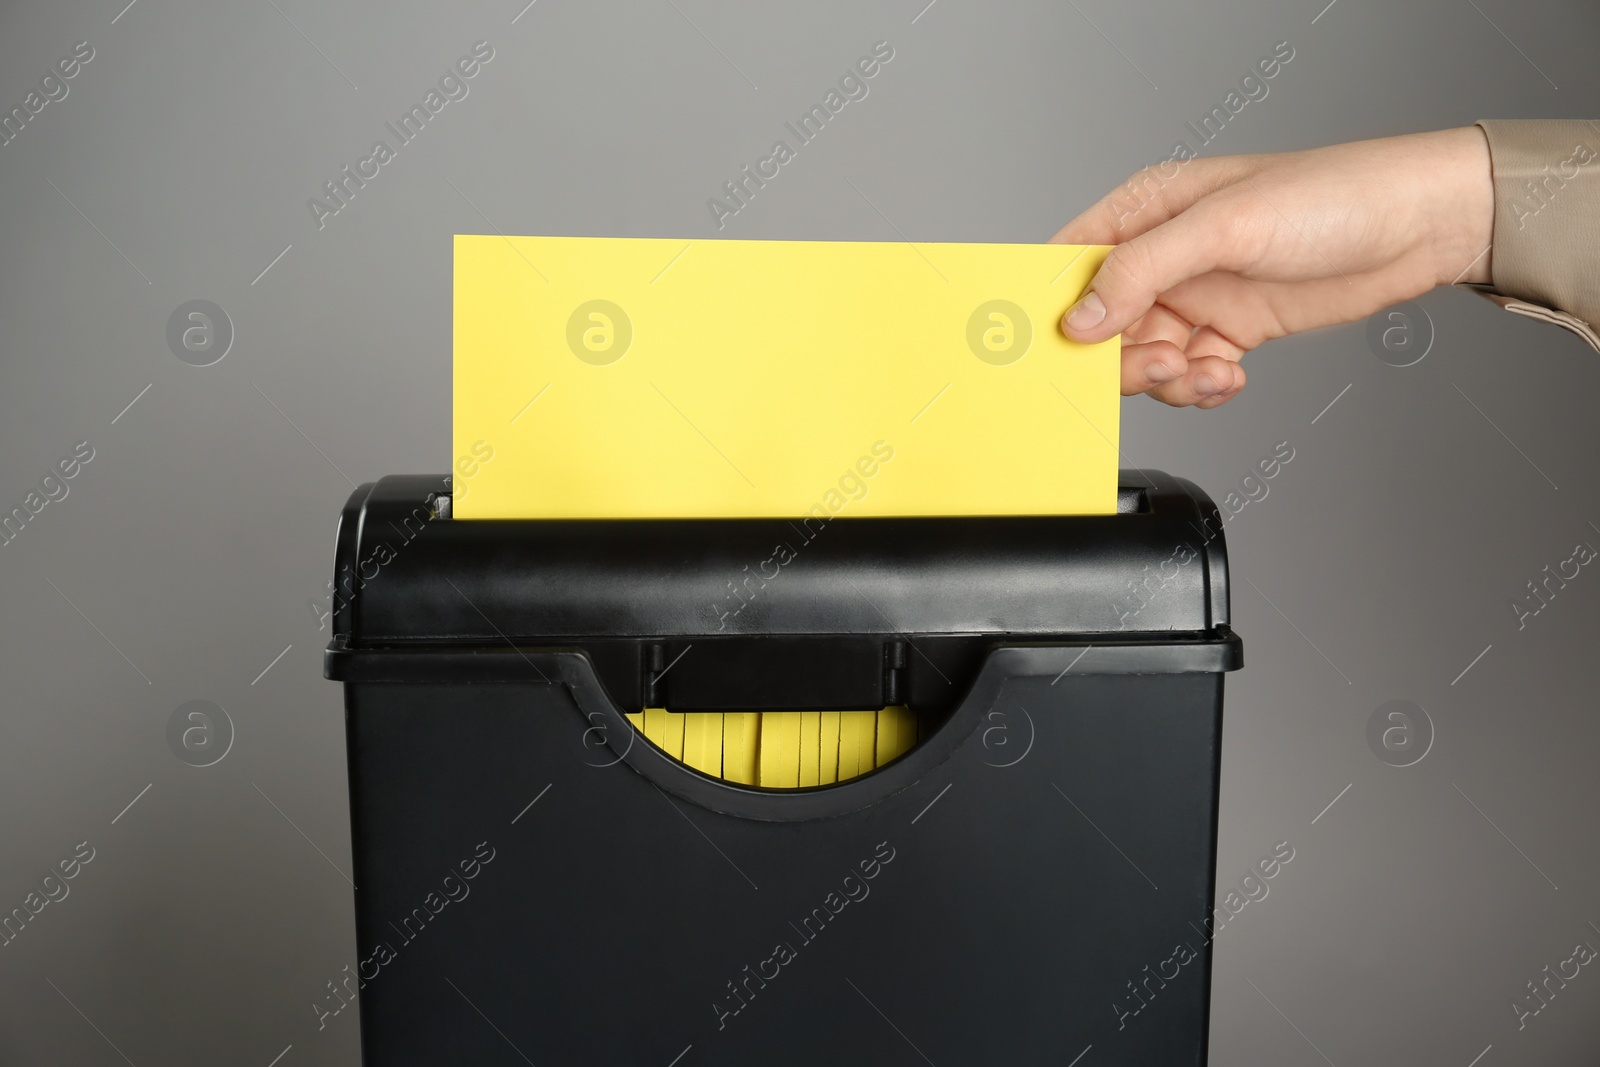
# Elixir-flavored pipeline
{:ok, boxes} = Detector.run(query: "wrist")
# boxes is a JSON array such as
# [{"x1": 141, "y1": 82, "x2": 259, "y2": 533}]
[{"x1": 1428, "y1": 125, "x2": 1496, "y2": 285}]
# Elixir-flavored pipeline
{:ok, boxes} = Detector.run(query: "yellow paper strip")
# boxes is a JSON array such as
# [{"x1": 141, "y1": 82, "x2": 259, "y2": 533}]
[
  {"x1": 818, "y1": 711, "x2": 841, "y2": 785},
  {"x1": 875, "y1": 705, "x2": 918, "y2": 768},
  {"x1": 837, "y1": 711, "x2": 878, "y2": 781},
  {"x1": 798, "y1": 712, "x2": 821, "y2": 787},
  {"x1": 681, "y1": 711, "x2": 723, "y2": 777},
  {"x1": 723, "y1": 712, "x2": 761, "y2": 786},
  {"x1": 759, "y1": 711, "x2": 802, "y2": 788},
  {"x1": 641, "y1": 707, "x2": 667, "y2": 753},
  {"x1": 663, "y1": 710, "x2": 686, "y2": 761}
]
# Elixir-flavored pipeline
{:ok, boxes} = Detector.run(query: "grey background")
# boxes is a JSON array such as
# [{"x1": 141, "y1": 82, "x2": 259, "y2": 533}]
[{"x1": 1, "y1": 0, "x2": 1597, "y2": 1063}]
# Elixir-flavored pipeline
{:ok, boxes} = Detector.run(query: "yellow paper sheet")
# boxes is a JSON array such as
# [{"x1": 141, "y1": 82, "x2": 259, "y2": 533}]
[{"x1": 454, "y1": 236, "x2": 1117, "y2": 518}]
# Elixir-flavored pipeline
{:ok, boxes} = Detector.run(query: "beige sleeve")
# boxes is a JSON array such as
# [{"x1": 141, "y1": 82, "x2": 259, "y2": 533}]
[{"x1": 1468, "y1": 120, "x2": 1600, "y2": 351}]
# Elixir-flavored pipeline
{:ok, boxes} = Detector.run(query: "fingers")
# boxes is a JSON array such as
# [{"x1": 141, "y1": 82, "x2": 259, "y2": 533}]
[
  {"x1": 1195, "y1": 361, "x2": 1247, "y2": 409},
  {"x1": 1114, "y1": 302, "x2": 1250, "y2": 406},
  {"x1": 1183, "y1": 324, "x2": 1247, "y2": 364},
  {"x1": 1062, "y1": 203, "x2": 1242, "y2": 345},
  {"x1": 1147, "y1": 354, "x2": 1246, "y2": 409},
  {"x1": 1124, "y1": 302, "x2": 1195, "y2": 348},
  {"x1": 1157, "y1": 269, "x2": 1404, "y2": 345},
  {"x1": 1122, "y1": 336, "x2": 1247, "y2": 408},
  {"x1": 1120, "y1": 340, "x2": 1188, "y2": 396}
]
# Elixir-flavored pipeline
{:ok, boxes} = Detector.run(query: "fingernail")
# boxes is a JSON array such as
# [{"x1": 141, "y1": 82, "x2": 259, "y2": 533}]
[
  {"x1": 1193, "y1": 373, "x2": 1220, "y2": 396},
  {"x1": 1146, "y1": 362, "x2": 1179, "y2": 384},
  {"x1": 1065, "y1": 291, "x2": 1106, "y2": 333}
]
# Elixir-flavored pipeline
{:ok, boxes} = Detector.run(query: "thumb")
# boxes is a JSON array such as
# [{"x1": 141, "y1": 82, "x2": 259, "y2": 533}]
[{"x1": 1061, "y1": 207, "x2": 1235, "y2": 343}]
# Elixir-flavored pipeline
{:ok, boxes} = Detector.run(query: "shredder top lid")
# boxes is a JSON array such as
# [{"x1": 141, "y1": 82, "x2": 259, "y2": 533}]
[{"x1": 327, "y1": 469, "x2": 1231, "y2": 644}]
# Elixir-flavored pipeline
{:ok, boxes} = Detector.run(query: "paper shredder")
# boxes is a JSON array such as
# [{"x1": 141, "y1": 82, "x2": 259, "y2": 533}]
[{"x1": 324, "y1": 468, "x2": 1241, "y2": 1065}]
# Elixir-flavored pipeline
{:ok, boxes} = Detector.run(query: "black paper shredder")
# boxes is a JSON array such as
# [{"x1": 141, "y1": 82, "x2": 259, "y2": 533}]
[{"x1": 323, "y1": 469, "x2": 1242, "y2": 1066}]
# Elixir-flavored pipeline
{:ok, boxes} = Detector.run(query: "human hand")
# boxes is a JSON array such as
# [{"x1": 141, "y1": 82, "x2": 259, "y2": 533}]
[{"x1": 1052, "y1": 126, "x2": 1495, "y2": 408}]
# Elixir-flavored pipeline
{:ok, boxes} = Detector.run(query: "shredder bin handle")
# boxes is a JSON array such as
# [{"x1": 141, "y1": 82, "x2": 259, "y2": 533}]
[
  {"x1": 555, "y1": 635, "x2": 1241, "y2": 823},
  {"x1": 324, "y1": 632, "x2": 1238, "y2": 821},
  {"x1": 561, "y1": 650, "x2": 987, "y2": 823}
]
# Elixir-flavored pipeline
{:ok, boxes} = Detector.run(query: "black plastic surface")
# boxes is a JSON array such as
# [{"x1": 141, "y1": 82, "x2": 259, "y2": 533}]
[
  {"x1": 332, "y1": 470, "x2": 1228, "y2": 642},
  {"x1": 326, "y1": 470, "x2": 1235, "y2": 712},
  {"x1": 341, "y1": 665, "x2": 1224, "y2": 1066}
]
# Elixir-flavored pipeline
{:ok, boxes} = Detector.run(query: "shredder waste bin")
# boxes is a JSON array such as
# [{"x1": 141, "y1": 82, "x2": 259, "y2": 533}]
[{"x1": 324, "y1": 468, "x2": 1242, "y2": 1066}]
